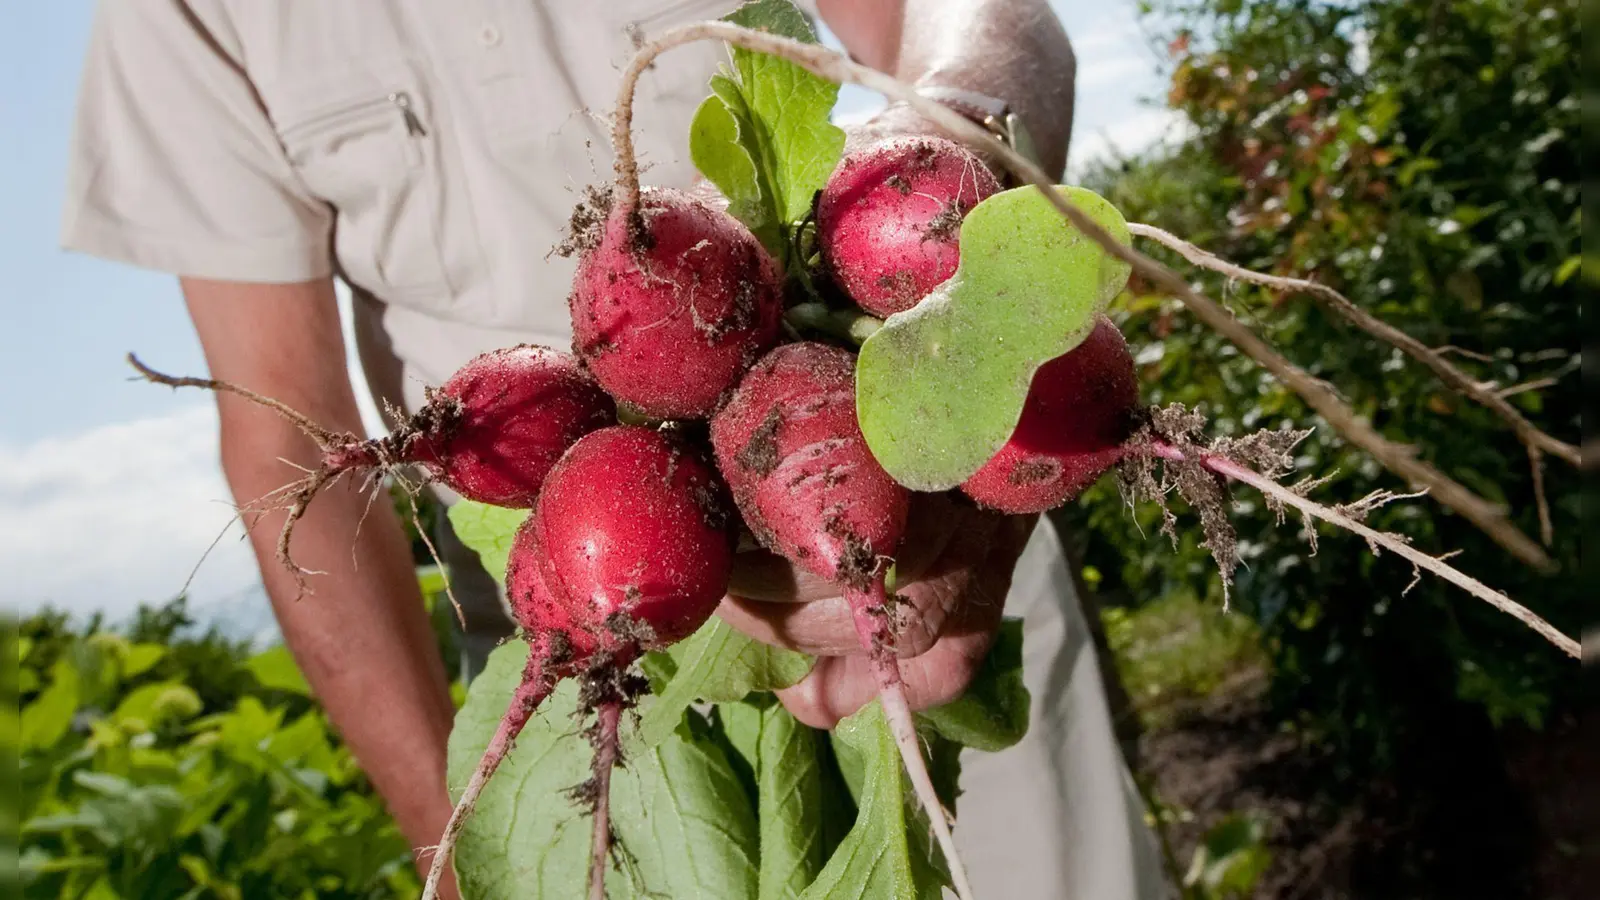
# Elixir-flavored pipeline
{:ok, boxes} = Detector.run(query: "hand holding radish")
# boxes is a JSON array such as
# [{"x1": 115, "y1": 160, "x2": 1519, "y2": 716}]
[{"x1": 718, "y1": 493, "x2": 1034, "y2": 728}]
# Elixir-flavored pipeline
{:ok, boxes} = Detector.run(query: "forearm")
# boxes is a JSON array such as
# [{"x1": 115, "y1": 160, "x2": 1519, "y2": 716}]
[
  {"x1": 225, "y1": 433, "x2": 456, "y2": 850},
  {"x1": 824, "y1": 0, "x2": 1077, "y2": 177}
]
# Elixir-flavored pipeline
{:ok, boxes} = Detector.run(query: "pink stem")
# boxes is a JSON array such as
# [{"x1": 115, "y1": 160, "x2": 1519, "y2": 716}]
[
  {"x1": 844, "y1": 577, "x2": 976, "y2": 900},
  {"x1": 588, "y1": 701, "x2": 623, "y2": 900},
  {"x1": 422, "y1": 649, "x2": 556, "y2": 900}
]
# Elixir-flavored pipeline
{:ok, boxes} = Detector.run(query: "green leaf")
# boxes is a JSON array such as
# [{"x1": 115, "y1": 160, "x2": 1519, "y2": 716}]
[
  {"x1": 635, "y1": 618, "x2": 814, "y2": 749},
  {"x1": 21, "y1": 658, "x2": 79, "y2": 750},
  {"x1": 244, "y1": 645, "x2": 310, "y2": 696},
  {"x1": 756, "y1": 703, "x2": 823, "y2": 899},
  {"x1": 110, "y1": 682, "x2": 202, "y2": 732},
  {"x1": 692, "y1": 90, "x2": 770, "y2": 233},
  {"x1": 446, "y1": 501, "x2": 530, "y2": 583},
  {"x1": 688, "y1": 0, "x2": 844, "y2": 257},
  {"x1": 856, "y1": 185, "x2": 1133, "y2": 490},
  {"x1": 121, "y1": 643, "x2": 166, "y2": 678},
  {"x1": 1184, "y1": 813, "x2": 1271, "y2": 895},
  {"x1": 724, "y1": 0, "x2": 845, "y2": 224},
  {"x1": 801, "y1": 703, "x2": 947, "y2": 900},
  {"x1": 917, "y1": 618, "x2": 1030, "y2": 752},
  {"x1": 449, "y1": 642, "x2": 760, "y2": 899},
  {"x1": 721, "y1": 698, "x2": 824, "y2": 900},
  {"x1": 1552, "y1": 254, "x2": 1581, "y2": 286}
]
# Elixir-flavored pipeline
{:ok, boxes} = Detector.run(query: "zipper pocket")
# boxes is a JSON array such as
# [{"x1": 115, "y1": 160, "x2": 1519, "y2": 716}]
[{"x1": 279, "y1": 91, "x2": 428, "y2": 165}]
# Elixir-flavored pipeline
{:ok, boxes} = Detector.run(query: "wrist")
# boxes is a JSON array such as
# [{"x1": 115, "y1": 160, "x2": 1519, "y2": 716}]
[{"x1": 866, "y1": 87, "x2": 1038, "y2": 186}]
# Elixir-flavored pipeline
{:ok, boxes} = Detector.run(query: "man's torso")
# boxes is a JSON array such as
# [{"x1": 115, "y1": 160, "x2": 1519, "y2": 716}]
[{"x1": 216, "y1": 0, "x2": 745, "y2": 409}]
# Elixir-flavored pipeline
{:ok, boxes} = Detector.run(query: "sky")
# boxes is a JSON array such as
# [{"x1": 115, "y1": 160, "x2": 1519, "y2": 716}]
[{"x1": 0, "y1": 2, "x2": 1178, "y2": 628}]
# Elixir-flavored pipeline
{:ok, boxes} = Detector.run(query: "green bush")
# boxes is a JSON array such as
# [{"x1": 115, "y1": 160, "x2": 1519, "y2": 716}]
[{"x1": 15, "y1": 599, "x2": 420, "y2": 899}]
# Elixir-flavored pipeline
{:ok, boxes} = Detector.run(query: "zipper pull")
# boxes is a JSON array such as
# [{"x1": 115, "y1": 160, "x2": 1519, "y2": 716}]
[{"x1": 389, "y1": 92, "x2": 427, "y2": 137}]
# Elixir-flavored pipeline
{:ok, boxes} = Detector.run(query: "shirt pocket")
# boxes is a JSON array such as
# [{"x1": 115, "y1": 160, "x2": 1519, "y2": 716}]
[{"x1": 270, "y1": 61, "x2": 453, "y2": 307}]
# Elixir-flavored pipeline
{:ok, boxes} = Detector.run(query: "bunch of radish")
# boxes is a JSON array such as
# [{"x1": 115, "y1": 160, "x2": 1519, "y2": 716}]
[{"x1": 418, "y1": 133, "x2": 1136, "y2": 900}]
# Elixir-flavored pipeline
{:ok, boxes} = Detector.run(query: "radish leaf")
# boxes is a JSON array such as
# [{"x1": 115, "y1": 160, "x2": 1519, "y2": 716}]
[{"x1": 855, "y1": 186, "x2": 1132, "y2": 490}]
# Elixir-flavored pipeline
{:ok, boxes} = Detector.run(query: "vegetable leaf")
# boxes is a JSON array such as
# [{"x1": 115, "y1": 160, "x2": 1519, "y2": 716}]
[
  {"x1": 855, "y1": 185, "x2": 1133, "y2": 490},
  {"x1": 721, "y1": 698, "x2": 826, "y2": 899},
  {"x1": 918, "y1": 617, "x2": 1030, "y2": 752},
  {"x1": 691, "y1": 85, "x2": 769, "y2": 233},
  {"x1": 449, "y1": 642, "x2": 760, "y2": 899},
  {"x1": 445, "y1": 501, "x2": 529, "y2": 583},
  {"x1": 636, "y1": 618, "x2": 814, "y2": 749},
  {"x1": 801, "y1": 702, "x2": 948, "y2": 899},
  {"x1": 689, "y1": 0, "x2": 844, "y2": 258}
]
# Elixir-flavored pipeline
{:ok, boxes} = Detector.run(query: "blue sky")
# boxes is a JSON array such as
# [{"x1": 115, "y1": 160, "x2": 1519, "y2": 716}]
[
  {"x1": 3, "y1": 3, "x2": 211, "y2": 443},
  {"x1": 1, "y1": 2, "x2": 1174, "y2": 620}
]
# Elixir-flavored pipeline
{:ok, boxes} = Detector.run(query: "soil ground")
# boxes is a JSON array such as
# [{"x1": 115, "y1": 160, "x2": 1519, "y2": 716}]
[{"x1": 1131, "y1": 667, "x2": 1597, "y2": 899}]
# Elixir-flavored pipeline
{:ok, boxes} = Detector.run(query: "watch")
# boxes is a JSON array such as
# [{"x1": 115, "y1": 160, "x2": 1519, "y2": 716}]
[{"x1": 913, "y1": 85, "x2": 1041, "y2": 180}]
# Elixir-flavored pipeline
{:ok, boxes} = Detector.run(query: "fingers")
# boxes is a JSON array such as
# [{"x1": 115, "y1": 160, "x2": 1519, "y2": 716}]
[
  {"x1": 774, "y1": 530, "x2": 1022, "y2": 730},
  {"x1": 716, "y1": 507, "x2": 998, "y2": 657}
]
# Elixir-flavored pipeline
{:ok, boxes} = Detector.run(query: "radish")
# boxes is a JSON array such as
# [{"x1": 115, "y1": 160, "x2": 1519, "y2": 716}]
[
  {"x1": 404, "y1": 346, "x2": 618, "y2": 507},
  {"x1": 817, "y1": 135, "x2": 1000, "y2": 317},
  {"x1": 567, "y1": 186, "x2": 784, "y2": 420},
  {"x1": 961, "y1": 316, "x2": 1140, "y2": 513},
  {"x1": 423, "y1": 424, "x2": 733, "y2": 900},
  {"x1": 709, "y1": 342, "x2": 974, "y2": 900},
  {"x1": 129, "y1": 346, "x2": 615, "y2": 582}
]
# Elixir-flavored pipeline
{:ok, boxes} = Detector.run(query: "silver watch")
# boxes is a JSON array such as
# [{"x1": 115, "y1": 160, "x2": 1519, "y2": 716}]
[{"x1": 913, "y1": 85, "x2": 1041, "y2": 175}]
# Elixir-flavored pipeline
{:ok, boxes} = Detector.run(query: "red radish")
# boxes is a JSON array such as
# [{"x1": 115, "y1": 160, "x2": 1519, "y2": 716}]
[
  {"x1": 961, "y1": 316, "x2": 1140, "y2": 513},
  {"x1": 534, "y1": 425, "x2": 735, "y2": 651},
  {"x1": 568, "y1": 186, "x2": 783, "y2": 420},
  {"x1": 423, "y1": 425, "x2": 733, "y2": 900},
  {"x1": 402, "y1": 345, "x2": 618, "y2": 507},
  {"x1": 128, "y1": 346, "x2": 614, "y2": 583},
  {"x1": 710, "y1": 342, "x2": 974, "y2": 900},
  {"x1": 817, "y1": 135, "x2": 1000, "y2": 317}
]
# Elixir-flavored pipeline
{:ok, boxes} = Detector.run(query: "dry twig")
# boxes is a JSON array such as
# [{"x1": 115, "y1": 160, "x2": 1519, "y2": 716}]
[{"x1": 1126, "y1": 223, "x2": 1579, "y2": 544}]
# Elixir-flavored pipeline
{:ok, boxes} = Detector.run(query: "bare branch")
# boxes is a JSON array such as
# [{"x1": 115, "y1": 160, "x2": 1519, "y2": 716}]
[
  {"x1": 1435, "y1": 345, "x2": 1497, "y2": 363},
  {"x1": 1146, "y1": 441, "x2": 1579, "y2": 660},
  {"x1": 1528, "y1": 445, "x2": 1553, "y2": 546},
  {"x1": 1125, "y1": 224, "x2": 1581, "y2": 470},
  {"x1": 1497, "y1": 376, "x2": 1560, "y2": 399}
]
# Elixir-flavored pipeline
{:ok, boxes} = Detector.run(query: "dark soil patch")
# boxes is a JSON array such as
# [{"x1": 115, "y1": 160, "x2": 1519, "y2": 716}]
[{"x1": 1137, "y1": 678, "x2": 1589, "y2": 899}]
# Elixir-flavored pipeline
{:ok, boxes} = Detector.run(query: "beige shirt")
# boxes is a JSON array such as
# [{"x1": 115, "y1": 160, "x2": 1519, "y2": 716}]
[{"x1": 62, "y1": 0, "x2": 754, "y2": 413}]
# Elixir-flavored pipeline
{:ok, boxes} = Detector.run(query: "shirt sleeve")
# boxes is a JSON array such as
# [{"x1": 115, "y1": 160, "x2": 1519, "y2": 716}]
[{"x1": 60, "y1": 1, "x2": 334, "y2": 283}]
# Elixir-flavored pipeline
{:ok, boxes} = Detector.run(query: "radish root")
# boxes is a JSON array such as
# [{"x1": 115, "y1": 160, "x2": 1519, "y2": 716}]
[
  {"x1": 847, "y1": 578, "x2": 975, "y2": 900},
  {"x1": 127, "y1": 353, "x2": 468, "y2": 620},
  {"x1": 423, "y1": 649, "x2": 559, "y2": 900},
  {"x1": 588, "y1": 701, "x2": 623, "y2": 900},
  {"x1": 1119, "y1": 406, "x2": 1579, "y2": 659}
]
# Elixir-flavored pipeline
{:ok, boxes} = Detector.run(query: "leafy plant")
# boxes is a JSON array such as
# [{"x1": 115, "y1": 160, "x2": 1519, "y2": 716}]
[{"x1": 17, "y1": 599, "x2": 420, "y2": 899}]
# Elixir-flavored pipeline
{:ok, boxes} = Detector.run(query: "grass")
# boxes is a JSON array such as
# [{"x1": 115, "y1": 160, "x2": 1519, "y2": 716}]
[{"x1": 1100, "y1": 593, "x2": 1268, "y2": 731}]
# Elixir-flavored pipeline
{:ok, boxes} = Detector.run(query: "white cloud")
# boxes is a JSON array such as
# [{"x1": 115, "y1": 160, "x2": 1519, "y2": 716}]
[
  {"x1": 0, "y1": 406, "x2": 267, "y2": 625},
  {"x1": 1067, "y1": 108, "x2": 1189, "y2": 177}
]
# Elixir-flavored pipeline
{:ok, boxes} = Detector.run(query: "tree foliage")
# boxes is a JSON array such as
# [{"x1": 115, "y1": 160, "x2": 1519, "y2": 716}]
[{"x1": 1073, "y1": 0, "x2": 1581, "y2": 766}]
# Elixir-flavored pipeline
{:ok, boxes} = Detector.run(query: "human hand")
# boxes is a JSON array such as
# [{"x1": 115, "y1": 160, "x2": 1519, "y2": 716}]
[{"x1": 716, "y1": 493, "x2": 1035, "y2": 729}]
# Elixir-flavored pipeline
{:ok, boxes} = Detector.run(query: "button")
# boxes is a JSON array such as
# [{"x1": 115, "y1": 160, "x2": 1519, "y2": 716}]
[{"x1": 478, "y1": 24, "x2": 502, "y2": 47}]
